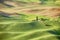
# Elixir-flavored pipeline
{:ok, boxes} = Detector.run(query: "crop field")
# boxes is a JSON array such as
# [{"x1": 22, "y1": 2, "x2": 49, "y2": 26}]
[{"x1": 0, "y1": 0, "x2": 60, "y2": 40}]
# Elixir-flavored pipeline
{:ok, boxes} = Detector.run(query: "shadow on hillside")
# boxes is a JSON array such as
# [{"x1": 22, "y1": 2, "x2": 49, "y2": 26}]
[
  {"x1": 0, "y1": 11, "x2": 11, "y2": 18},
  {"x1": 3, "y1": 3, "x2": 14, "y2": 7},
  {"x1": 0, "y1": 0, "x2": 14, "y2": 7},
  {"x1": 48, "y1": 30, "x2": 60, "y2": 40}
]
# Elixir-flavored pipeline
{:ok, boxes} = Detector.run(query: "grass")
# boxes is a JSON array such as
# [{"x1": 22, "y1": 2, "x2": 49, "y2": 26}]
[
  {"x1": 0, "y1": 13, "x2": 60, "y2": 40},
  {"x1": 0, "y1": 0, "x2": 60, "y2": 40}
]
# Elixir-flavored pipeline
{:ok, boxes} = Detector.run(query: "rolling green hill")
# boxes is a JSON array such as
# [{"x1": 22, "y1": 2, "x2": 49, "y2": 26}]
[
  {"x1": 0, "y1": 0, "x2": 60, "y2": 40},
  {"x1": 0, "y1": 14, "x2": 60, "y2": 40}
]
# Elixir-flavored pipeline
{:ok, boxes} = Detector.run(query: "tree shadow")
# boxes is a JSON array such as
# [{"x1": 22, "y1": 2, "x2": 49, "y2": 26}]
[
  {"x1": 0, "y1": 0, "x2": 4, "y2": 3},
  {"x1": 0, "y1": 11, "x2": 11, "y2": 18},
  {"x1": 48, "y1": 30, "x2": 60, "y2": 40}
]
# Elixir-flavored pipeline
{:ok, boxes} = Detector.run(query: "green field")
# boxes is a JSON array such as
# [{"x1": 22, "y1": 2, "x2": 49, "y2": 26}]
[
  {"x1": 0, "y1": 0, "x2": 60, "y2": 40},
  {"x1": 0, "y1": 13, "x2": 60, "y2": 40}
]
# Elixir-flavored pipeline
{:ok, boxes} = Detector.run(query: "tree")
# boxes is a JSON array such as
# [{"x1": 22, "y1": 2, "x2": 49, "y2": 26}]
[{"x1": 36, "y1": 16, "x2": 39, "y2": 21}]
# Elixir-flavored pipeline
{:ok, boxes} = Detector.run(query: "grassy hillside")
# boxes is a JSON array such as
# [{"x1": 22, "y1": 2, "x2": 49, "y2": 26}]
[
  {"x1": 0, "y1": 0, "x2": 60, "y2": 40},
  {"x1": 0, "y1": 14, "x2": 60, "y2": 40}
]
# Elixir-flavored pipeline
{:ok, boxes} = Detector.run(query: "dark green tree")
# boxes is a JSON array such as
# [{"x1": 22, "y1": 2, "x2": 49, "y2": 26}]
[{"x1": 36, "y1": 16, "x2": 39, "y2": 21}]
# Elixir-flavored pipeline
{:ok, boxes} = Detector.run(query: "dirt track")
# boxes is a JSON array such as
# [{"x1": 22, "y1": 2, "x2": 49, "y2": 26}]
[{"x1": 0, "y1": 4, "x2": 60, "y2": 18}]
